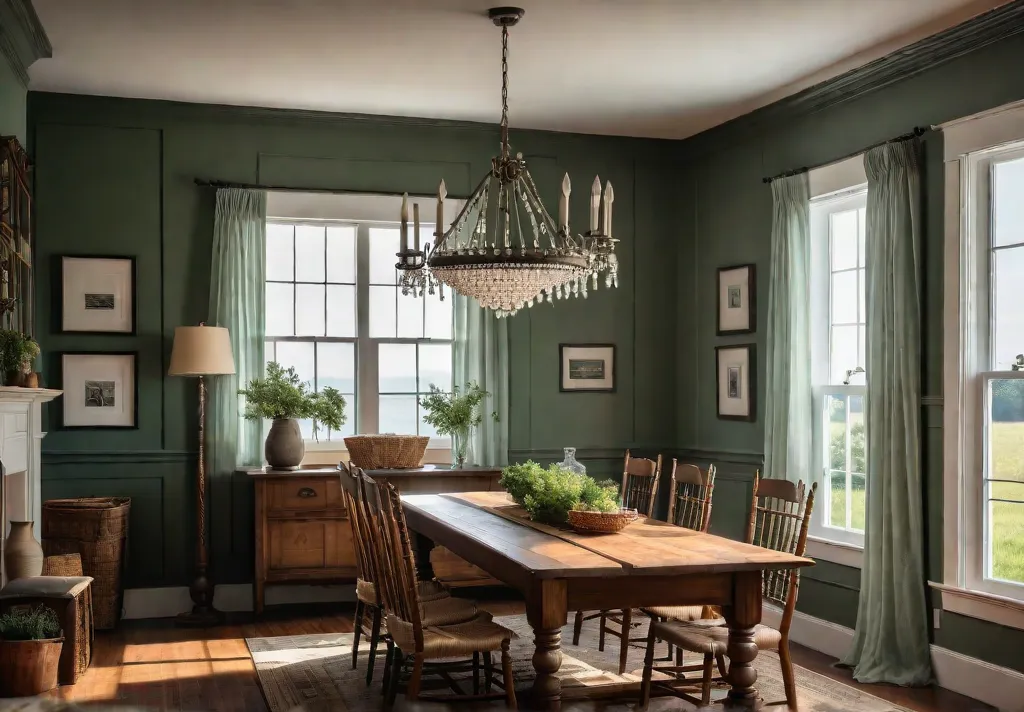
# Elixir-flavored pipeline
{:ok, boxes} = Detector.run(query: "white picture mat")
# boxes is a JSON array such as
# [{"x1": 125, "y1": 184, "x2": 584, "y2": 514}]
[
  {"x1": 62, "y1": 354, "x2": 135, "y2": 427},
  {"x1": 62, "y1": 257, "x2": 133, "y2": 332},
  {"x1": 561, "y1": 346, "x2": 614, "y2": 390},
  {"x1": 718, "y1": 266, "x2": 751, "y2": 332},
  {"x1": 717, "y1": 347, "x2": 751, "y2": 417}
]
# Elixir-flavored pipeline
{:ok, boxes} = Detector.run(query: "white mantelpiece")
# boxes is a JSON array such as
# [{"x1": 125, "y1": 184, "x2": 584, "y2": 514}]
[{"x1": 0, "y1": 387, "x2": 62, "y2": 584}]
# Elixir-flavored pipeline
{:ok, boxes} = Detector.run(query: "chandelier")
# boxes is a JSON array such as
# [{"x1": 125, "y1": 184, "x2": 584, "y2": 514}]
[{"x1": 395, "y1": 7, "x2": 617, "y2": 317}]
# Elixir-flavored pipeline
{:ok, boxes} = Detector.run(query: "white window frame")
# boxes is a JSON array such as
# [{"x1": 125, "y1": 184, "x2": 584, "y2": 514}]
[
  {"x1": 264, "y1": 192, "x2": 465, "y2": 464},
  {"x1": 938, "y1": 100, "x2": 1024, "y2": 629},
  {"x1": 808, "y1": 182, "x2": 868, "y2": 565}
]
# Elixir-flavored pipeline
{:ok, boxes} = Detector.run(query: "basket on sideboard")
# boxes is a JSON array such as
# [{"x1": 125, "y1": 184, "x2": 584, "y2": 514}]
[
  {"x1": 344, "y1": 434, "x2": 429, "y2": 470},
  {"x1": 41, "y1": 497, "x2": 130, "y2": 630}
]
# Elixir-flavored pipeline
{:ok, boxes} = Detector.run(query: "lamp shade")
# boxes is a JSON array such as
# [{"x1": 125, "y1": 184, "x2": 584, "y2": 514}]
[{"x1": 168, "y1": 325, "x2": 236, "y2": 376}]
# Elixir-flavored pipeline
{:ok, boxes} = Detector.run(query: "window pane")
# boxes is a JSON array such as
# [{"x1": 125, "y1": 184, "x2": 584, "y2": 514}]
[
  {"x1": 316, "y1": 342, "x2": 355, "y2": 395},
  {"x1": 831, "y1": 271, "x2": 858, "y2": 324},
  {"x1": 369, "y1": 286, "x2": 397, "y2": 338},
  {"x1": 989, "y1": 381, "x2": 1024, "y2": 482},
  {"x1": 419, "y1": 404, "x2": 439, "y2": 439},
  {"x1": 274, "y1": 341, "x2": 315, "y2": 387},
  {"x1": 993, "y1": 156, "x2": 1024, "y2": 248},
  {"x1": 266, "y1": 282, "x2": 294, "y2": 336},
  {"x1": 857, "y1": 207, "x2": 866, "y2": 267},
  {"x1": 295, "y1": 284, "x2": 326, "y2": 336},
  {"x1": 369, "y1": 227, "x2": 400, "y2": 285},
  {"x1": 857, "y1": 268, "x2": 866, "y2": 323},
  {"x1": 419, "y1": 344, "x2": 452, "y2": 392},
  {"x1": 989, "y1": 481, "x2": 1024, "y2": 585},
  {"x1": 425, "y1": 291, "x2": 452, "y2": 340},
  {"x1": 850, "y1": 474, "x2": 866, "y2": 532},
  {"x1": 831, "y1": 209, "x2": 858, "y2": 270},
  {"x1": 993, "y1": 247, "x2": 1024, "y2": 370},
  {"x1": 379, "y1": 343, "x2": 416, "y2": 393},
  {"x1": 849, "y1": 395, "x2": 866, "y2": 474},
  {"x1": 264, "y1": 341, "x2": 276, "y2": 367},
  {"x1": 397, "y1": 290, "x2": 424, "y2": 338},
  {"x1": 266, "y1": 223, "x2": 294, "y2": 282},
  {"x1": 827, "y1": 396, "x2": 847, "y2": 470},
  {"x1": 295, "y1": 225, "x2": 326, "y2": 282},
  {"x1": 326, "y1": 284, "x2": 356, "y2": 337},
  {"x1": 326, "y1": 226, "x2": 356, "y2": 283},
  {"x1": 830, "y1": 325, "x2": 858, "y2": 384},
  {"x1": 829, "y1": 471, "x2": 847, "y2": 529},
  {"x1": 379, "y1": 394, "x2": 418, "y2": 434},
  {"x1": 858, "y1": 325, "x2": 866, "y2": 372}
]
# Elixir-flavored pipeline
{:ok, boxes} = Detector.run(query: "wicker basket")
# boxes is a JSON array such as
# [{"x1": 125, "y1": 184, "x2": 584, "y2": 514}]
[
  {"x1": 42, "y1": 498, "x2": 130, "y2": 630},
  {"x1": 567, "y1": 508, "x2": 636, "y2": 534},
  {"x1": 344, "y1": 434, "x2": 429, "y2": 469}
]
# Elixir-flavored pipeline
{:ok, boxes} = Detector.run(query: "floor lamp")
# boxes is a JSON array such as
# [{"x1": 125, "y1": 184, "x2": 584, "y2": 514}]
[{"x1": 168, "y1": 324, "x2": 236, "y2": 626}]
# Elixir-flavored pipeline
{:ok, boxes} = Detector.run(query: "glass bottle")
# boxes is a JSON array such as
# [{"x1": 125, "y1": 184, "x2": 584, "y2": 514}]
[{"x1": 558, "y1": 447, "x2": 586, "y2": 475}]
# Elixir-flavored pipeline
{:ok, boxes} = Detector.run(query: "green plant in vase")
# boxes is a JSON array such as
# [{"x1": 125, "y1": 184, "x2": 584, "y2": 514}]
[
  {"x1": 0, "y1": 329, "x2": 39, "y2": 386},
  {"x1": 419, "y1": 381, "x2": 497, "y2": 468}
]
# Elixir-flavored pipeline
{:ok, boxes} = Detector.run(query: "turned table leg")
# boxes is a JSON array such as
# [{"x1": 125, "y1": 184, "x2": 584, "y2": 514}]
[
  {"x1": 527, "y1": 579, "x2": 567, "y2": 711},
  {"x1": 723, "y1": 570, "x2": 763, "y2": 710}
]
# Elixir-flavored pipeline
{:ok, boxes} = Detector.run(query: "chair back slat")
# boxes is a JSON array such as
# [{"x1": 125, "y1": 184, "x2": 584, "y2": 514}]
[
  {"x1": 621, "y1": 450, "x2": 663, "y2": 517},
  {"x1": 339, "y1": 464, "x2": 371, "y2": 585},
  {"x1": 373, "y1": 479, "x2": 425, "y2": 648},
  {"x1": 667, "y1": 462, "x2": 716, "y2": 532}
]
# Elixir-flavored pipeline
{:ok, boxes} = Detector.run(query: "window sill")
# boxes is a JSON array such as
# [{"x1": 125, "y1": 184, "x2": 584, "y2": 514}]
[
  {"x1": 929, "y1": 582, "x2": 1024, "y2": 631},
  {"x1": 805, "y1": 536, "x2": 863, "y2": 568}
]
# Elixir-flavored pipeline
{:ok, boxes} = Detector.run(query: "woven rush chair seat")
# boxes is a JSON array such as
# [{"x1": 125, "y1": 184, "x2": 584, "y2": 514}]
[
  {"x1": 419, "y1": 595, "x2": 481, "y2": 626},
  {"x1": 654, "y1": 618, "x2": 782, "y2": 655},
  {"x1": 356, "y1": 578, "x2": 449, "y2": 606},
  {"x1": 643, "y1": 605, "x2": 711, "y2": 622},
  {"x1": 387, "y1": 612, "x2": 516, "y2": 658}
]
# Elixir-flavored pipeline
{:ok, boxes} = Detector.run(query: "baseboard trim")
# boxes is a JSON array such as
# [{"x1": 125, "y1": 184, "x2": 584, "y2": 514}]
[
  {"x1": 122, "y1": 583, "x2": 356, "y2": 619},
  {"x1": 762, "y1": 605, "x2": 1024, "y2": 712}
]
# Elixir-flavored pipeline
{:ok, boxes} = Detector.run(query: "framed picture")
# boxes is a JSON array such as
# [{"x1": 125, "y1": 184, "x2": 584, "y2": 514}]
[
  {"x1": 717, "y1": 263, "x2": 755, "y2": 335},
  {"x1": 559, "y1": 344, "x2": 615, "y2": 393},
  {"x1": 60, "y1": 255, "x2": 136, "y2": 334},
  {"x1": 716, "y1": 344, "x2": 756, "y2": 421},
  {"x1": 60, "y1": 352, "x2": 138, "y2": 429}
]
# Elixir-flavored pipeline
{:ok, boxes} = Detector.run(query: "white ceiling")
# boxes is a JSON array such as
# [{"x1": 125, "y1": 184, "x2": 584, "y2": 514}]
[{"x1": 28, "y1": 0, "x2": 1010, "y2": 139}]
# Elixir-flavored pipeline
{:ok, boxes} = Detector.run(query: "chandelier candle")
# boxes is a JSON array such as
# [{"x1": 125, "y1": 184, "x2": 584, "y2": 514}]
[
  {"x1": 413, "y1": 202, "x2": 421, "y2": 251},
  {"x1": 590, "y1": 176, "x2": 601, "y2": 233},
  {"x1": 559, "y1": 174, "x2": 570, "y2": 232},
  {"x1": 602, "y1": 181, "x2": 614, "y2": 239},
  {"x1": 400, "y1": 193, "x2": 409, "y2": 252},
  {"x1": 436, "y1": 180, "x2": 446, "y2": 237}
]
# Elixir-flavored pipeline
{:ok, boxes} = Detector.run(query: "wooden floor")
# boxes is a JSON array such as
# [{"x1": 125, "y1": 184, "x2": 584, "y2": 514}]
[{"x1": 49, "y1": 600, "x2": 991, "y2": 712}]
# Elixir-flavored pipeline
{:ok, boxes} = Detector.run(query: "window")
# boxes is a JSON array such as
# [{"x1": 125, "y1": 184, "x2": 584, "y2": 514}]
[
  {"x1": 810, "y1": 187, "x2": 868, "y2": 549},
  {"x1": 264, "y1": 217, "x2": 452, "y2": 447}
]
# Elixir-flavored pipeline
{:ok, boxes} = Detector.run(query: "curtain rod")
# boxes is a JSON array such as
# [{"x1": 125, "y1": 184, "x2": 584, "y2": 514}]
[
  {"x1": 761, "y1": 126, "x2": 929, "y2": 184},
  {"x1": 193, "y1": 179, "x2": 407, "y2": 197}
]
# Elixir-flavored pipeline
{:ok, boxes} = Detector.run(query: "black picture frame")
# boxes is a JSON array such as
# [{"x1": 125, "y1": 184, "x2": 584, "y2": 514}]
[
  {"x1": 57, "y1": 254, "x2": 137, "y2": 335},
  {"x1": 715, "y1": 344, "x2": 756, "y2": 422},
  {"x1": 559, "y1": 343, "x2": 616, "y2": 393},
  {"x1": 57, "y1": 351, "x2": 139, "y2": 430},
  {"x1": 716, "y1": 263, "x2": 756, "y2": 336}
]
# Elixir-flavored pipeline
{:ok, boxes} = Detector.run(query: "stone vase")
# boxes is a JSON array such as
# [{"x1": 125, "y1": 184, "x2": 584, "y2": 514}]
[
  {"x1": 265, "y1": 418, "x2": 304, "y2": 470},
  {"x1": 4, "y1": 520, "x2": 43, "y2": 580}
]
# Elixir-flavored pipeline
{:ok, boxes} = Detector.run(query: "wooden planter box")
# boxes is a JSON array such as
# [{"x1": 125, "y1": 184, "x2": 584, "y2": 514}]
[{"x1": 0, "y1": 637, "x2": 64, "y2": 696}]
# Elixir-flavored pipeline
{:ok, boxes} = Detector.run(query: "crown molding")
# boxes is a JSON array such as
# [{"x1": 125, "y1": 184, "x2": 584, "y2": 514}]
[
  {"x1": 680, "y1": 0, "x2": 1024, "y2": 159},
  {"x1": 0, "y1": 0, "x2": 51, "y2": 87}
]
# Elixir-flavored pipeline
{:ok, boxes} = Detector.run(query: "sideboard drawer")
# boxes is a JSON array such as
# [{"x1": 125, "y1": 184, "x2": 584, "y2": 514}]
[
  {"x1": 267, "y1": 519, "x2": 355, "y2": 571},
  {"x1": 267, "y1": 477, "x2": 344, "y2": 513}
]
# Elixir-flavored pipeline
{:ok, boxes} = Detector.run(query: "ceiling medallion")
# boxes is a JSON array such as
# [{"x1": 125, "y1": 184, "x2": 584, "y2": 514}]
[{"x1": 396, "y1": 7, "x2": 617, "y2": 317}]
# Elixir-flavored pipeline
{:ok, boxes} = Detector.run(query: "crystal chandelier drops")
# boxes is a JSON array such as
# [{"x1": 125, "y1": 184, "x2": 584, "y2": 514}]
[
  {"x1": 397, "y1": 7, "x2": 618, "y2": 318},
  {"x1": 396, "y1": 194, "x2": 444, "y2": 300}
]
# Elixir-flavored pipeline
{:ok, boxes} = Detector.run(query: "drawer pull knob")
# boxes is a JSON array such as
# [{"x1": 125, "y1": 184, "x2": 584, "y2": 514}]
[{"x1": 297, "y1": 487, "x2": 318, "y2": 498}]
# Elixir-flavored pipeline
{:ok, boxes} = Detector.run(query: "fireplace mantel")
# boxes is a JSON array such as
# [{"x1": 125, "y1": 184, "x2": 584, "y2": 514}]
[{"x1": 0, "y1": 387, "x2": 62, "y2": 584}]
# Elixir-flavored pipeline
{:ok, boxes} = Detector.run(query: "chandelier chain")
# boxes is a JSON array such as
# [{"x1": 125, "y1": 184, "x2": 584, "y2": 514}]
[{"x1": 500, "y1": 24, "x2": 509, "y2": 154}]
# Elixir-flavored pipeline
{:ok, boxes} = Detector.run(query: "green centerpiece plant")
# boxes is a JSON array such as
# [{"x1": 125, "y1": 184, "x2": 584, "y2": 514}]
[
  {"x1": 419, "y1": 381, "x2": 496, "y2": 468},
  {"x1": 500, "y1": 460, "x2": 619, "y2": 525},
  {"x1": 238, "y1": 361, "x2": 347, "y2": 470}
]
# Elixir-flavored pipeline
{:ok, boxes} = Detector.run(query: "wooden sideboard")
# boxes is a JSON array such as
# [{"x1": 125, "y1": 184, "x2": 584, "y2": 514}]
[{"x1": 248, "y1": 465, "x2": 504, "y2": 613}]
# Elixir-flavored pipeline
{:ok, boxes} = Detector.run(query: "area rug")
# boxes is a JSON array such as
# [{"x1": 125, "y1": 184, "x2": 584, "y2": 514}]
[{"x1": 247, "y1": 613, "x2": 911, "y2": 711}]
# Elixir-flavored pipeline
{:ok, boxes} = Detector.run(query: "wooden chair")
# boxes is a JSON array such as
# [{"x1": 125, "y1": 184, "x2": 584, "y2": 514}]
[
  {"x1": 339, "y1": 464, "x2": 454, "y2": 686},
  {"x1": 571, "y1": 451, "x2": 663, "y2": 674},
  {"x1": 366, "y1": 478, "x2": 517, "y2": 708},
  {"x1": 640, "y1": 472, "x2": 817, "y2": 709}
]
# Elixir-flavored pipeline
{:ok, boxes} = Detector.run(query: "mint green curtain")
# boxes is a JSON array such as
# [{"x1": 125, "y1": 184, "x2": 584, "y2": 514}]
[
  {"x1": 208, "y1": 189, "x2": 267, "y2": 476},
  {"x1": 763, "y1": 173, "x2": 812, "y2": 483},
  {"x1": 453, "y1": 295, "x2": 509, "y2": 466},
  {"x1": 842, "y1": 139, "x2": 932, "y2": 685}
]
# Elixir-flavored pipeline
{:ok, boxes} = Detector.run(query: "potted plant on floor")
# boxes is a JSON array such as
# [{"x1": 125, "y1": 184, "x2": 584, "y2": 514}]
[
  {"x1": 0, "y1": 329, "x2": 39, "y2": 386},
  {"x1": 419, "y1": 381, "x2": 496, "y2": 468},
  {"x1": 239, "y1": 361, "x2": 347, "y2": 470},
  {"x1": 0, "y1": 604, "x2": 64, "y2": 696}
]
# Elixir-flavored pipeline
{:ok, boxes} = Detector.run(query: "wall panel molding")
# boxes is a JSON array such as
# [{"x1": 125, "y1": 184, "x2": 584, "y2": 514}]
[{"x1": 42, "y1": 450, "x2": 196, "y2": 465}]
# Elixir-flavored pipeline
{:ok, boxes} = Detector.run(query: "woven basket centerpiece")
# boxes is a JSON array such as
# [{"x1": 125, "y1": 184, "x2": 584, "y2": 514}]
[
  {"x1": 344, "y1": 434, "x2": 429, "y2": 470},
  {"x1": 567, "y1": 507, "x2": 638, "y2": 534}
]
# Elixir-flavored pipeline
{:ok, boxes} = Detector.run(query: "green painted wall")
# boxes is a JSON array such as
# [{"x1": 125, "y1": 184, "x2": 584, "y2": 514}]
[
  {"x1": 674, "y1": 30, "x2": 1024, "y2": 670},
  {"x1": 28, "y1": 92, "x2": 678, "y2": 588},
  {"x1": 0, "y1": 52, "x2": 26, "y2": 140}
]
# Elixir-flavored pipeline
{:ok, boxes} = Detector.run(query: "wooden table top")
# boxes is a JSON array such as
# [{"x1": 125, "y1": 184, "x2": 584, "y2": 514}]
[{"x1": 401, "y1": 491, "x2": 812, "y2": 580}]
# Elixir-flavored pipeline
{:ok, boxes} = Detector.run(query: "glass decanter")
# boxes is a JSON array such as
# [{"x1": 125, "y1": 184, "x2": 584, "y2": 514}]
[{"x1": 558, "y1": 447, "x2": 586, "y2": 475}]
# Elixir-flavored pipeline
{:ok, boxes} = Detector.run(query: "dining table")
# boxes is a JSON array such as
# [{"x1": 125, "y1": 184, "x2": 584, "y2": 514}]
[{"x1": 401, "y1": 490, "x2": 813, "y2": 711}]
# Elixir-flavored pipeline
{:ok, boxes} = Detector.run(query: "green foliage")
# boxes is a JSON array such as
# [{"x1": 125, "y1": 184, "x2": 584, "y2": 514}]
[
  {"x1": 829, "y1": 420, "x2": 866, "y2": 474},
  {"x1": 992, "y1": 379, "x2": 1024, "y2": 422},
  {"x1": 419, "y1": 382, "x2": 496, "y2": 436},
  {"x1": 238, "y1": 362, "x2": 346, "y2": 441},
  {"x1": 0, "y1": 604, "x2": 60, "y2": 641},
  {"x1": 500, "y1": 461, "x2": 618, "y2": 525},
  {"x1": 0, "y1": 329, "x2": 39, "y2": 376}
]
